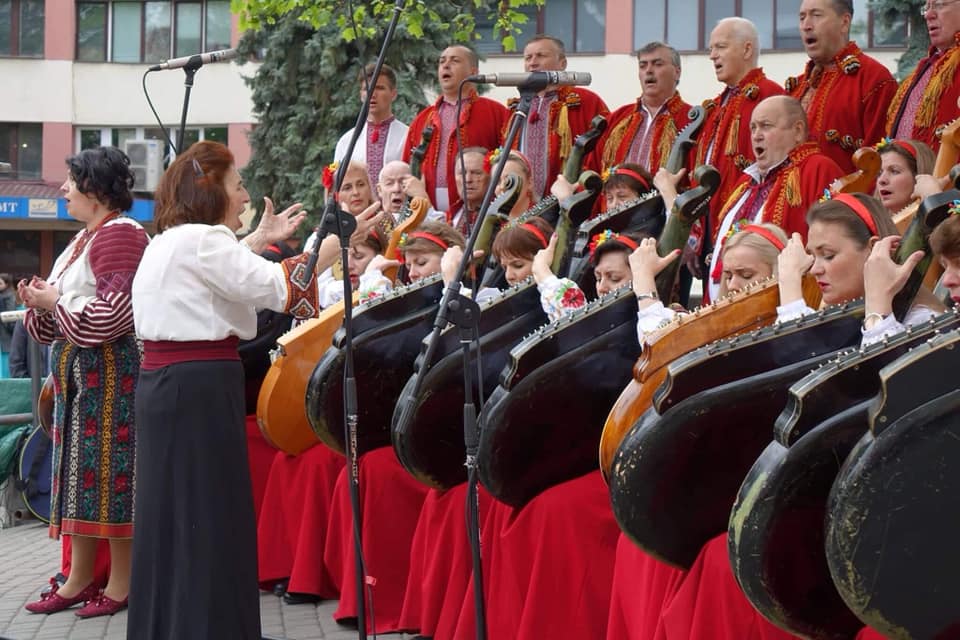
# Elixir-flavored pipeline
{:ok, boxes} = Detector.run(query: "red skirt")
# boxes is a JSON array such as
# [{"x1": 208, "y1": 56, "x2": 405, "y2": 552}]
[
  {"x1": 454, "y1": 472, "x2": 620, "y2": 640},
  {"x1": 399, "y1": 483, "x2": 477, "y2": 637},
  {"x1": 245, "y1": 415, "x2": 277, "y2": 524},
  {"x1": 256, "y1": 443, "x2": 345, "y2": 594},
  {"x1": 323, "y1": 446, "x2": 429, "y2": 634},
  {"x1": 61, "y1": 536, "x2": 111, "y2": 587},
  {"x1": 605, "y1": 533, "x2": 686, "y2": 640},
  {"x1": 661, "y1": 533, "x2": 802, "y2": 639}
]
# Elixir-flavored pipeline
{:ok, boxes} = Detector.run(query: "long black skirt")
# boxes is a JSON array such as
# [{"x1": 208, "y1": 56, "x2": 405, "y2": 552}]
[{"x1": 128, "y1": 360, "x2": 260, "y2": 640}]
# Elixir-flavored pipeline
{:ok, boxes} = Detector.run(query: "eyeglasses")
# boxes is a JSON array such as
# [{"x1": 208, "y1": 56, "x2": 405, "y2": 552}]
[{"x1": 921, "y1": 0, "x2": 960, "y2": 14}]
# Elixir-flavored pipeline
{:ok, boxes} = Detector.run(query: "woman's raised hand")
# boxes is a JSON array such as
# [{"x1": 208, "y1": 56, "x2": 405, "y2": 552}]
[
  {"x1": 532, "y1": 234, "x2": 559, "y2": 284},
  {"x1": 863, "y1": 235, "x2": 924, "y2": 317},
  {"x1": 258, "y1": 197, "x2": 306, "y2": 244},
  {"x1": 348, "y1": 202, "x2": 385, "y2": 246}
]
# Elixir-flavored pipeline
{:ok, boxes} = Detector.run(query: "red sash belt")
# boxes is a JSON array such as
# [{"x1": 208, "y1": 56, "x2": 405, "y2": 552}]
[{"x1": 141, "y1": 337, "x2": 240, "y2": 371}]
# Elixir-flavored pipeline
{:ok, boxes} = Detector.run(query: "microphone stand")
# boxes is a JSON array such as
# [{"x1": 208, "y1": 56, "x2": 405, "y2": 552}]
[
  {"x1": 175, "y1": 62, "x2": 201, "y2": 154},
  {"x1": 424, "y1": 79, "x2": 540, "y2": 640},
  {"x1": 296, "y1": 1, "x2": 407, "y2": 637}
]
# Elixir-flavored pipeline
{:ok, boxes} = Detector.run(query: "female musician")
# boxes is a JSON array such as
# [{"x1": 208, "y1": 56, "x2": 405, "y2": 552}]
[
  {"x1": 776, "y1": 192, "x2": 940, "y2": 344},
  {"x1": 491, "y1": 149, "x2": 537, "y2": 219},
  {"x1": 875, "y1": 138, "x2": 934, "y2": 215},
  {"x1": 20, "y1": 147, "x2": 148, "y2": 618},
  {"x1": 128, "y1": 141, "x2": 314, "y2": 640},
  {"x1": 603, "y1": 162, "x2": 653, "y2": 209},
  {"x1": 358, "y1": 220, "x2": 465, "y2": 300},
  {"x1": 931, "y1": 208, "x2": 960, "y2": 303},
  {"x1": 491, "y1": 216, "x2": 554, "y2": 286}
]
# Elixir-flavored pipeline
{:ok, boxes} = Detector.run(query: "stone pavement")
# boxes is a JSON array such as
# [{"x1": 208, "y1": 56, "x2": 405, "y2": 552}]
[{"x1": 0, "y1": 519, "x2": 418, "y2": 640}]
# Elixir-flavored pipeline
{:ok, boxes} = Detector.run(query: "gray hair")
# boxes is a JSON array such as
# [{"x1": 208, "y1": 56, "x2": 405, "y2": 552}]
[
  {"x1": 636, "y1": 41, "x2": 681, "y2": 71},
  {"x1": 715, "y1": 17, "x2": 761, "y2": 66}
]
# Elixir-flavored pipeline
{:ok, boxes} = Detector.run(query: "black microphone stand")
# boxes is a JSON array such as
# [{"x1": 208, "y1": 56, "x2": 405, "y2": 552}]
[
  {"x1": 175, "y1": 61, "x2": 201, "y2": 153},
  {"x1": 425, "y1": 78, "x2": 541, "y2": 640},
  {"x1": 295, "y1": 2, "x2": 407, "y2": 638}
]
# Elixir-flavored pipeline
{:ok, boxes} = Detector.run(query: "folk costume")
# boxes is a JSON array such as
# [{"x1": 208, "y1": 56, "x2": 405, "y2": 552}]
[
  {"x1": 334, "y1": 117, "x2": 410, "y2": 189},
  {"x1": 402, "y1": 91, "x2": 509, "y2": 213},
  {"x1": 24, "y1": 216, "x2": 149, "y2": 541},
  {"x1": 706, "y1": 142, "x2": 844, "y2": 301},
  {"x1": 599, "y1": 92, "x2": 693, "y2": 173},
  {"x1": 509, "y1": 86, "x2": 609, "y2": 198},
  {"x1": 887, "y1": 32, "x2": 960, "y2": 152},
  {"x1": 694, "y1": 68, "x2": 786, "y2": 238},
  {"x1": 322, "y1": 446, "x2": 429, "y2": 634},
  {"x1": 785, "y1": 42, "x2": 897, "y2": 173},
  {"x1": 129, "y1": 224, "x2": 323, "y2": 640}
]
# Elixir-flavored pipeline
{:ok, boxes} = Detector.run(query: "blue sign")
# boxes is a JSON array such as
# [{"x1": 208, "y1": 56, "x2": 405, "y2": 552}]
[{"x1": 0, "y1": 196, "x2": 154, "y2": 222}]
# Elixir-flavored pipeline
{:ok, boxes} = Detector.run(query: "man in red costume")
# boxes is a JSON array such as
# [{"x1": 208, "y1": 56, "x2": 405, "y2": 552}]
[
  {"x1": 599, "y1": 42, "x2": 693, "y2": 174},
  {"x1": 887, "y1": 0, "x2": 960, "y2": 152},
  {"x1": 509, "y1": 35, "x2": 609, "y2": 198},
  {"x1": 402, "y1": 45, "x2": 509, "y2": 214},
  {"x1": 785, "y1": 0, "x2": 897, "y2": 173},
  {"x1": 685, "y1": 17, "x2": 786, "y2": 296},
  {"x1": 659, "y1": 96, "x2": 843, "y2": 302}
]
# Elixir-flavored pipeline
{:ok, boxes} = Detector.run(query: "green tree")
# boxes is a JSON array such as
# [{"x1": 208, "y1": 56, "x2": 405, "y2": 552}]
[
  {"x1": 231, "y1": 0, "x2": 540, "y2": 233},
  {"x1": 870, "y1": 0, "x2": 930, "y2": 79}
]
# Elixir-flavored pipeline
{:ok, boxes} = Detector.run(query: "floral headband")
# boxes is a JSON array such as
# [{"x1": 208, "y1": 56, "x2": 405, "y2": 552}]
[
  {"x1": 949, "y1": 199, "x2": 960, "y2": 217},
  {"x1": 601, "y1": 165, "x2": 651, "y2": 192},
  {"x1": 588, "y1": 229, "x2": 639, "y2": 257},
  {"x1": 399, "y1": 231, "x2": 449, "y2": 252},
  {"x1": 876, "y1": 137, "x2": 917, "y2": 159},
  {"x1": 322, "y1": 161, "x2": 338, "y2": 191},
  {"x1": 484, "y1": 148, "x2": 532, "y2": 177}
]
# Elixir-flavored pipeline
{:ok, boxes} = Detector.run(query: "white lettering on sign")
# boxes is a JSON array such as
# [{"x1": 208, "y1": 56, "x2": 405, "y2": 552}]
[{"x1": 0, "y1": 201, "x2": 18, "y2": 214}]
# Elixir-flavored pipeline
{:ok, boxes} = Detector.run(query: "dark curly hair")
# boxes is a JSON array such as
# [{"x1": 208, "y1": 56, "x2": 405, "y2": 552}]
[{"x1": 66, "y1": 146, "x2": 135, "y2": 213}]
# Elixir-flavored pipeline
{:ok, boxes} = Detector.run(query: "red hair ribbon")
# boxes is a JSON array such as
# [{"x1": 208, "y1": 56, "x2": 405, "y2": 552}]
[
  {"x1": 739, "y1": 224, "x2": 785, "y2": 251},
  {"x1": 521, "y1": 223, "x2": 549, "y2": 249},
  {"x1": 613, "y1": 167, "x2": 651, "y2": 192},
  {"x1": 833, "y1": 193, "x2": 878, "y2": 236},
  {"x1": 588, "y1": 229, "x2": 639, "y2": 257},
  {"x1": 404, "y1": 231, "x2": 449, "y2": 251}
]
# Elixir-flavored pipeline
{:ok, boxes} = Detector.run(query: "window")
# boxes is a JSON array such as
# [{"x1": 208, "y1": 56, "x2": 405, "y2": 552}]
[
  {"x1": 634, "y1": 0, "x2": 909, "y2": 51},
  {"x1": 77, "y1": 125, "x2": 228, "y2": 164},
  {"x1": 0, "y1": 0, "x2": 44, "y2": 57},
  {"x1": 0, "y1": 123, "x2": 42, "y2": 180},
  {"x1": 76, "y1": 0, "x2": 231, "y2": 63},
  {"x1": 475, "y1": 0, "x2": 606, "y2": 54}
]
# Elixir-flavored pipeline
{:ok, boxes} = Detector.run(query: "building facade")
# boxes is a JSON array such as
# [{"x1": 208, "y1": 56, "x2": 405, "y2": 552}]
[{"x1": 0, "y1": 0, "x2": 907, "y2": 279}]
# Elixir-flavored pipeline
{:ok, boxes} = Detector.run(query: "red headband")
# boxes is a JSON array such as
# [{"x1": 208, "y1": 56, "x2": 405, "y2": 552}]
[
  {"x1": 405, "y1": 231, "x2": 449, "y2": 251},
  {"x1": 739, "y1": 224, "x2": 785, "y2": 251},
  {"x1": 588, "y1": 229, "x2": 639, "y2": 258},
  {"x1": 833, "y1": 193, "x2": 878, "y2": 236},
  {"x1": 894, "y1": 140, "x2": 918, "y2": 159},
  {"x1": 520, "y1": 223, "x2": 549, "y2": 249},
  {"x1": 613, "y1": 167, "x2": 651, "y2": 192}
]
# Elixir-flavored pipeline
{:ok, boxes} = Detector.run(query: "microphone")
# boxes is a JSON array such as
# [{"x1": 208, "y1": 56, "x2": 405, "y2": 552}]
[
  {"x1": 466, "y1": 71, "x2": 592, "y2": 90},
  {"x1": 148, "y1": 48, "x2": 238, "y2": 71}
]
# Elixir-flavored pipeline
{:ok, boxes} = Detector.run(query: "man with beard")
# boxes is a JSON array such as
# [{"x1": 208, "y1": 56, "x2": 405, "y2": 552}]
[
  {"x1": 886, "y1": 0, "x2": 960, "y2": 152},
  {"x1": 785, "y1": 0, "x2": 896, "y2": 172}
]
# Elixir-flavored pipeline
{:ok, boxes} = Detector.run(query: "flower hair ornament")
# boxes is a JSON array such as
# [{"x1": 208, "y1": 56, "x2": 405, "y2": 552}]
[
  {"x1": 604, "y1": 165, "x2": 651, "y2": 192},
  {"x1": 588, "y1": 229, "x2": 639, "y2": 257},
  {"x1": 322, "y1": 161, "x2": 338, "y2": 191},
  {"x1": 483, "y1": 148, "x2": 502, "y2": 175},
  {"x1": 948, "y1": 199, "x2": 960, "y2": 217},
  {"x1": 875, "y1": 137, "x2": 918, "y2": 159}
]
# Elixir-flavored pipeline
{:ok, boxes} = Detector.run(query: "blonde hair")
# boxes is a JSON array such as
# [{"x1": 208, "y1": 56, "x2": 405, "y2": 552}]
[{"x1": 717, "y1": 223, "x2": 787, "y2": 297}]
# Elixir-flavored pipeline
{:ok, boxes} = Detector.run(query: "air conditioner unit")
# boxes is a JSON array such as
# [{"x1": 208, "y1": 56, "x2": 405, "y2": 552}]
[{"x1": 124, "y1": 139, "x2": 163, "y2": 192}]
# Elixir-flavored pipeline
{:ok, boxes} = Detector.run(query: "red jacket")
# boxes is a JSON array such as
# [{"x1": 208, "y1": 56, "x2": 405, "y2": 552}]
[{"x1": 599, "y1": 92, "x2": 693, "y2": 173}]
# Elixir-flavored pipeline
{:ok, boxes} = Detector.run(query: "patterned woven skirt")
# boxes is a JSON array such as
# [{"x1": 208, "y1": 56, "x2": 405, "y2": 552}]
[{"x1": 50, "y1": 335, "x2": 140, "y2": 539}]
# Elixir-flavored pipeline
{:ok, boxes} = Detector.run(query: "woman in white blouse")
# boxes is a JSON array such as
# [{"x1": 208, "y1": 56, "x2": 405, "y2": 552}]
[{"x1": 128, "y1": 141, "x2": 322, "y2": 640}]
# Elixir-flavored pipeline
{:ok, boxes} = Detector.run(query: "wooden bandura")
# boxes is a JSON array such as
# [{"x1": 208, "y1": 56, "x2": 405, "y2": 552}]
[
  {"x1": 599, "y1": 275, "x2": 822, "y2": 478},
  {"x1": 256, "y1": 197, "x2": 430, "y2": 454}
]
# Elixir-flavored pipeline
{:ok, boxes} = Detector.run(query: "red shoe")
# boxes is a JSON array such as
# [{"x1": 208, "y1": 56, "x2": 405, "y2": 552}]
[
  {"x1": 74, "y1": 591, "x2": 128, "y2": 618},
  {"x1": 25, "y1": 580, "x2": 99, "y2": 614}
]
